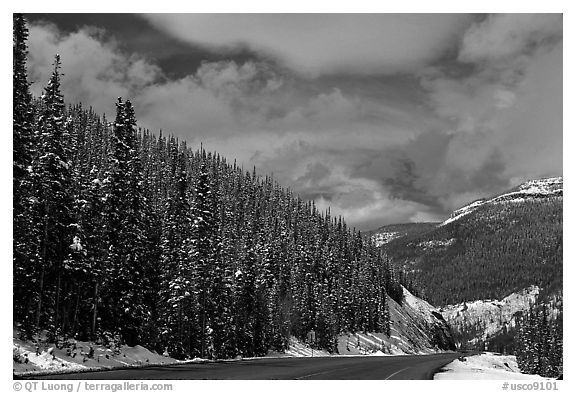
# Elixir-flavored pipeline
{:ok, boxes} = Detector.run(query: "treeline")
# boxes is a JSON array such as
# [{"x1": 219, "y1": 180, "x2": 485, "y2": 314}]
[
  {"x1": 13, "y1": 14, "x2": 403, "y2": 359},
  {"x1": 515, "y1": 298, "x2": 563, "y2": 378},
  {"x1": 384, "y1": 198, "x2": 562, "y2": 306}
]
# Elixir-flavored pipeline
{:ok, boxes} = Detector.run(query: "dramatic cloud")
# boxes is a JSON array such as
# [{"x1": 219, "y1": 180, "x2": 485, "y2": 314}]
[
  {"x1": 141, "y1": 14, "x2": 472, "y2": 76},
  {"x1": 412, "y1": 13, "x2": 563, "y2": 211},
  {"x1": 25, "y1": 14, "x2": 562, "y2": 230}
]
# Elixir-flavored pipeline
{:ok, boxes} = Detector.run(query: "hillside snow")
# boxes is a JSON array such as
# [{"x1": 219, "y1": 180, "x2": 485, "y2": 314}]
[
  {"x1": 440, "y1": 286, "x2": 540, "y2": 347},
  {"x1": 439, "y1": 177, "x2": 562, "y2": 227},
  {"x1": 276, "y1": 286, "x2": 455, "y2": 357}
]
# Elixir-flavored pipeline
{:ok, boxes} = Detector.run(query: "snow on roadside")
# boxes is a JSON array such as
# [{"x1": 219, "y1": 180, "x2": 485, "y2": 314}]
[
  {"x1": 13, "y1": 344, "x2": 87, "y2": 372},
  {"x1": 13, "y1": 329, "x2": 179, "y2": 376},
  {"x1": 434, "y1": 352, "x2": 552, "y2": 380}
]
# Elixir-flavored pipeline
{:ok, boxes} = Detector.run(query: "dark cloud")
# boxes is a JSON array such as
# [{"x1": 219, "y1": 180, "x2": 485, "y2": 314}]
[
  {"x1": 26, "y1": 13, "x2": 264, "y2": 80},
  {"x1": 142, "y1": 14, "x2": 472, "y2": 76}
]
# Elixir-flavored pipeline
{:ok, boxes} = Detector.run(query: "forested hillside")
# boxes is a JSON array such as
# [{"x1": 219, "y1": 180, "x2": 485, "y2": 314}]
[
  {"x1": 13, "y1": 14, "x2": 406, "y2": 360},
  {"x1": 382, "y1": 182, "x2": 562, "y2": 306}
]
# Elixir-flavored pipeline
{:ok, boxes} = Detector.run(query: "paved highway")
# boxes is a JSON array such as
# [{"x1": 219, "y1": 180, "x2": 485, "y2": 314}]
[{"x1": 32, "y1": 353, "x2": 462, "y2": 380}]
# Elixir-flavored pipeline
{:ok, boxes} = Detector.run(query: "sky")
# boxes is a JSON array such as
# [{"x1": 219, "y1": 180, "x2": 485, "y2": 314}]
[{"x1": 23, "y1": 13, "x2": 563, "y2": 231}]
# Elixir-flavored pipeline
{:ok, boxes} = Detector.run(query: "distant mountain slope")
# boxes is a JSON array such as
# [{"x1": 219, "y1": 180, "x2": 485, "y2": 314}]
[
  {"x1": 381, "y1": 177, "x2": 563, "y2": 306},
  {"x1": 439, "y1": 177, "x2": 562, "y2": 227}
]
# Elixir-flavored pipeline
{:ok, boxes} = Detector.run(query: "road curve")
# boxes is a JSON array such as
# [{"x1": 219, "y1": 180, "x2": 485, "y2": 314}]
[{"x1": 31, "y1": 353, "x2": 462, "y2": 380}]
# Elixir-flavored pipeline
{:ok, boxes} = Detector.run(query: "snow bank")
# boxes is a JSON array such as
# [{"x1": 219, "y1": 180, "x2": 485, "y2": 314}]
[
  {"x1": 434, "y1": 352, "x2": 552, "y2": 380},
  {"x1": 13, "y1": 329, "x2": 179, "y2": 376}
]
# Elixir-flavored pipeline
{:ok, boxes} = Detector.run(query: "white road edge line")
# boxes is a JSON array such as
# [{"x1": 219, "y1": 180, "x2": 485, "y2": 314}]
[{"x1": 384, "y1": 366, "x2": 410, "y2": 380}]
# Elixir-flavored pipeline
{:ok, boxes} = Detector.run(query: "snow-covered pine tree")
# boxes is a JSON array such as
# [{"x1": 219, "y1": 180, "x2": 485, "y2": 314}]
[
  {"x1": 32, "y1": 55, "x2": 75, "y2": 335},
  {"x1": 13, "y1": 14, "x2": 35, "y2": 204},
  {"x1": 158, "y1": 139, "x2": 198, "y2": 359},
  {"x1": 193, "y1": 158, "x2": 222, "y2": 358},
  {"x1": 13, "y1": 14, "x2": 38, "y2": 335},
  {"x1": 515, "y1": 301, "x2": 562, "y2": 378},
  {"x1": 103, "y1": 98, "x2": 149, "y2": 346}
]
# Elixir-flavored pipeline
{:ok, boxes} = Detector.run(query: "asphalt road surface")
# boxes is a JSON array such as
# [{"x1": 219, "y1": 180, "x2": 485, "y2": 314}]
[{"x1": 31, "y1": 353, "x2": 463, "y2": 380}]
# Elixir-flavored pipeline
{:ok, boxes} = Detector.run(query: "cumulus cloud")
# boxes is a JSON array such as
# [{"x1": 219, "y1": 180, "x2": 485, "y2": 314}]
[
  {"x1": 413, "y1": 13, "x2": 563, "y2": 211},
  {"x1": 141, "y1": 14, "x2": 471, "y2": 76},
  {"x1": 28, "y1": 22, "x2": 162, "y2": 116}
]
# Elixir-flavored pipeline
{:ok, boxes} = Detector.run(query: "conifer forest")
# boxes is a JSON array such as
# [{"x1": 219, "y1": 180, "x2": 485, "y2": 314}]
[{"x1": 13, "y1": 14, "x2": 402, "y2": 360}]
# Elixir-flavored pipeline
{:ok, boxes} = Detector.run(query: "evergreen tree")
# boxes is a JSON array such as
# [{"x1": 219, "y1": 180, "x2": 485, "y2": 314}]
[
  {"x1": 102, "y1": 98, "x2": 149, "y2": 345},
  {"x1": 515, "y1": 300, "x2": 563, "y2": 378},
  {"x1": 32, "y1": 55, "x2": 75, "y2": 335},
  {"x1": 13, "y1": 13, "x2": 37, "y2": 334}
]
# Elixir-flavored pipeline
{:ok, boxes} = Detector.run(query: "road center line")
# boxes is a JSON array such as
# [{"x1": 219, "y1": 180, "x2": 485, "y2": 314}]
[
  {"x1": 295, "y1": 365, "x2": 352, "y2": 380},
  {"x1": 384, "y1": 366, "x2": 410, "y2": 380}
]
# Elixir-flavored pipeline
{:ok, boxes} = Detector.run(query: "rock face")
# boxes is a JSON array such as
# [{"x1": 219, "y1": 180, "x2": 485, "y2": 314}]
[
  {"x1": 440, "y1": 286, "x2": 541, "y2": 349},
  {"x1": 334, "y1": 287, "x2": 456, "y2": 356},
  {"x1": 395, "y1": 287, "x2": 456, "y2": 352}
]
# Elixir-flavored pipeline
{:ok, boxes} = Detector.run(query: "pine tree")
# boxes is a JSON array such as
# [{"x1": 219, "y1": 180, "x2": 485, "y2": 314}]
[
  {"x1": 13, "y1": 13, "x2": 37, "y2": 334},
  {"x1": 103, "y1": 98, "x2": 149, "y2": 345},
  {"x1": 31, "y1": 55, "x2": 75, "y2": 336},
  {"x1": 158, "y1": 142, "x2": 197, "y2": 359}
]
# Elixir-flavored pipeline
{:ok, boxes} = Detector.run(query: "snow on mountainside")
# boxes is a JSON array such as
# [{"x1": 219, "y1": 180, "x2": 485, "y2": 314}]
[
  {"x1": 369, "y1": 177, "x2": 562, "y2": 244},
  {"x1": 440, "y1": 286, "x2": 540, "y2": 348},
  {"x1": 368, "y1": 222, "x2": 439, "y2": 247},
  {"x1": 385, "y1": 287, "x2": 455, "y2": 354},
  {"x1": 440, "y1": 177, "x2": 562, "y2": 227},
  {"x1": 372, "y1": 231, "x2": 402, "y2": 247},
  {"x1": 280, "y1": 286, "x2": 455, "y2": 357}
]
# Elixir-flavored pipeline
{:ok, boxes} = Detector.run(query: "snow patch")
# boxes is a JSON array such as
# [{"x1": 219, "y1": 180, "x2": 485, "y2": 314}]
[
  {"x1": 372, "y1": 231, "x2": 401, "y2": 247},
  {"x1": 417, "y1": 238, "x2": 456, "y2": 250},
  {"x1": 440, "y1": 200, "x2": 485, "y2": 226},
  {"x1": 13, "y1": 329, "x2": 178, "y2": 376},
  {"x1": 13, "y1": 344, "x2": 87, "y2": 372}
]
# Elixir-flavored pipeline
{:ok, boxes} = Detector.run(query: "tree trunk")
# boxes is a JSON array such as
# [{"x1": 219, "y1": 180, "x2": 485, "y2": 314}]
[
  {"x1": 35, "y1": 264, "x2": 45, "y2": 331},
  {"x1": 35, "y1": 211, "x2": 49, "y2": 331},
  {"x1": 92, "y1": 282, "x2": 99, "y2": 340},
  {"x1": 55, "y1": 266, "x2": 61, "y2": 334},
  {"x1": 71, "y1": 281, "x2": 80, "y2": 335}
]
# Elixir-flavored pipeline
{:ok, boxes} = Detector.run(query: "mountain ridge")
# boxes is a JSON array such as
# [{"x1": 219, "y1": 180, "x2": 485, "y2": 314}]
[{"x1": 376, "y1": 176, "x2": 562, "y2": 306}]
